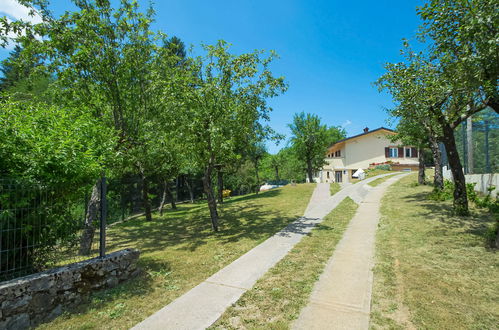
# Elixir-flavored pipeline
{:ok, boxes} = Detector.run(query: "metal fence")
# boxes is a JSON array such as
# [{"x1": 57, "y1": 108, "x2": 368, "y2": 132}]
[
  {"x1": 0, "y1": 179, "x2": 104, "y2": 282},
  {"x1": 449, "y1": 108, "x2": 498, "y2": 174},
  {"x1": 0, "y1": 174, "x2": 205, "y2": 282},
  {"x1": 0, "y1": 171, "x2": 249, "y2": 283}
]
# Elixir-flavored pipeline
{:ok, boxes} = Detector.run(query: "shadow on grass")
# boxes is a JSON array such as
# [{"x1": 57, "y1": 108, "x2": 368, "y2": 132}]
[
  {"x1": 222, "y1": 189, "x2": 282, "y2": 205},
  {"x1": 103, "y1": 187, "x2": 295, "y2": 255},
  {"x1": 401, "y1": 191, "x2": 495, "y2": 244}
]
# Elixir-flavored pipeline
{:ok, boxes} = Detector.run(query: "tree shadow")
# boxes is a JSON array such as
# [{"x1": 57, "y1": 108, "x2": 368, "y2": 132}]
[
  {"x1": 401, "y1": 191, "x2": 495, "y2": 245},
  {"x1": 100, "y1": 187, "x2": 301, "y2": 256},
  {"x1": 222, "y1": 189, "x2": 282, "y2": 205}
]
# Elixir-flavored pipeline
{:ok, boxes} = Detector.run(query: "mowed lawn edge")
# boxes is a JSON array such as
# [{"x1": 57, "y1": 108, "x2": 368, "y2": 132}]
[
  {"x1": 367, "y1": 173, "x2": 398, "y2": 187},
  {"x1": 370, "y1": 174, "x2": 499, "y2": 329},
  {"x1": 38, "y1": 184, "x2": 315, "y2": 330},
  {"x1": 211, "y1": 197, "x2": 359, "y2": 329}
]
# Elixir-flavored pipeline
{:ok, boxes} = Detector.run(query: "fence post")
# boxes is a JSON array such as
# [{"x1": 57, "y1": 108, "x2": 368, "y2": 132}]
[
  {"x1": 100, "y1": 173, "x2": 107, "y2": 258},
  {"x1": 484, "y1": 120, "x2": 490, "y2": 173}
]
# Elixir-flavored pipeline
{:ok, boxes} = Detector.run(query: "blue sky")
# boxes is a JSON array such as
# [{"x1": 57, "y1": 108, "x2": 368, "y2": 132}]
[{"x1": 0, "y1": 0, "x2": 424, "y2": 153}]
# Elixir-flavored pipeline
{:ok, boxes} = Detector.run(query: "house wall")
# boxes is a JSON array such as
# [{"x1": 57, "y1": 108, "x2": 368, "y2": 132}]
[
  {"x1": 314, "y1": 129, "x2": 420, "y2": 183},
  {"x1": 344, "y1": 131, "x2": 416, "y2": 169},
  {"x1": 324, "y1": 158, "x2": 345, "y2": 169}
]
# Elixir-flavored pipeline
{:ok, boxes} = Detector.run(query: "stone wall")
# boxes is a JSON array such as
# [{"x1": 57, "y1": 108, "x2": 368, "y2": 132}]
[{"x1": 0, "y1": 248, "x2": 140, "y2": 330}]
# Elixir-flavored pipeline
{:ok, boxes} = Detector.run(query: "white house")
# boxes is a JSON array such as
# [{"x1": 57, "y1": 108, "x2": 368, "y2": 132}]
[{"x1": 314, "y1": 127, "x2": 419, "y2": 183}]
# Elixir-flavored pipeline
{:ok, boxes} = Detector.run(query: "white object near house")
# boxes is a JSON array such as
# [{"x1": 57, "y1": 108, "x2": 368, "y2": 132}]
[
  {"x1": 259, "y1": 183, "x2": 285, "y2": 191},
  {"x1": 352, "y1": 168, "x2": 365, "y2": 180}
]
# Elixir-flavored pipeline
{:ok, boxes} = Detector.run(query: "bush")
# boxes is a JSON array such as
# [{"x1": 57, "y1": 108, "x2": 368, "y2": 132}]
[
  {"x1": 428, "y1": 180, "x2": 454, "y2": 201},
  {"x1": 485, "y1": 221, "x2": 499, "y2": 248},
  {"x1": 429, "y1": 181, "x2": 498, "y2": 214},
  {"x1": 374, "y1": 164, "x2": 391, "y2": 171}
]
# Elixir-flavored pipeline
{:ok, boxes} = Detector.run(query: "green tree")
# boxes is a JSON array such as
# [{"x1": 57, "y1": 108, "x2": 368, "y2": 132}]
[
  {"x1": 8, "y1": 0, "x2": 190, "y2": 252},
  {"x1": 417, "y1": 0, "x2": 499, "y2": 113},
  {"x1": 289, "y1": 112, "x2": 331, "y2": 183},
  {"x1": 181, "y1": 41, "x2": 287, "y2": 231}
]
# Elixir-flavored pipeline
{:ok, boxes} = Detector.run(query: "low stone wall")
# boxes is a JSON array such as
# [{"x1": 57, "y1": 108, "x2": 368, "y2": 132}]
[{"x1": 0, "y1": 248, "x2": 140, "y2": 330}]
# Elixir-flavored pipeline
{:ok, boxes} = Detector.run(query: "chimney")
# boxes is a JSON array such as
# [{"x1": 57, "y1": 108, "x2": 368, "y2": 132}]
[{"x1": 363, "y1": 127, "x2": 369, "y2": 133}]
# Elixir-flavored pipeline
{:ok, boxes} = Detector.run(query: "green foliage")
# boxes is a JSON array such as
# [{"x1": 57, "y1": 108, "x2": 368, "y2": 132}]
[
  {"x1": 0, "y1": 98, "x2": 113, "y2": 184},
  {"x1": 484, "y1": 221, "x2": 499, "y2": 248},
  {"x1": 377, "y1": 0, "x2": 499, "y2": 215},
  {"x1": 375, "y1": 164, "x2": 391, "y2": 171},
  {"x1": 428, "y1": 180, "x2": 456, "y2": 201},
  {"x1": 429, "y1": 179, "x2": 498, "y2": 214},
  {"x1": 417, "y1": 0, "x2": 499, "y2": 110},
  {"x1": 0, "y1": 0, "x2": 289, "y2": 235},
  {"x1": 289, "y1": 112, "x2": 345, "y2": 181},
  {"x1": 181, "y1": 40, "x2": 287, "y2": 169}
]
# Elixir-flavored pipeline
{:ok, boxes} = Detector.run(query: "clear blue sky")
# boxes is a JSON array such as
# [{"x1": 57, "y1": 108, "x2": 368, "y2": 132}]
[{"x1": 1, "y1": 0, "x2": 424, "y2": 153}]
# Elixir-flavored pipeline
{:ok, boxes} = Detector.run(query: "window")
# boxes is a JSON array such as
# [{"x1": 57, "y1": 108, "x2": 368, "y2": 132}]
[
  {"x1": 404, "y1": 147, "x2": 418, "y2": 158},
  {"x1": 334, "y1": 150, "x2": 341, "y2": 157},
  {"x1": 389, "y1": 147, "x2": 398, "y2": 158},
  {"x1": 327, "y1": 171, "x2": 330, "y2": 179}
]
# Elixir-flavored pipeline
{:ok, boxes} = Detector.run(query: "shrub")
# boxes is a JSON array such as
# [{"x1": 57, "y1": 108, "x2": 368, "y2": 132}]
[
  {"x1": 428, "y1": 180, "x2": 455, "y2": 201},
  {"x1": 485, "y1": 221, "x2": 499, "y2": 248},
  {"x1": 375, "y1": 164, "x2": 391, "y2": 171}
]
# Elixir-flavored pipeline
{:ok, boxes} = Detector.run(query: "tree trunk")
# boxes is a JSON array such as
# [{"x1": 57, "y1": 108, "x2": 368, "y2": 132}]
[
  {"x1": 184, "y1": 176, "x2": 194, "y2": 203},
  {"x1": 306, "y1": 159, "x2": 314, "y2": 183},
  {"x1": 159, "y1": 180, "x2": 167, "y2": 216},
  {"x1": 429, "y1": 137, "x2": 444, "y2": 190},
  {"x1": 79, "y1": 179, "x2": 101, "y2": 255},
  {"x1": 167, "y1": 184, "x2": 177, "y2": 210},
  {"x1": 203, "y1": 165, "x2": 219, "y2": 231},
  {"x1": 274, "y1": 165, "x2": 279, "y2": 182},
  {"x1": 441, "y1": 123, "x2": 469, "y2": 215},
  {"x1": 255, "y1": 160, "x2": 260, "y2": 195},
  {"x1": 217, "y1": 169, "x2": 224, "y2": 203},
  {"x1": 140, "y1": 171, "x2": 153, "y2": 221},
  {"x1": 418, "y1": 147, "x2": 425, "y2": 185},
  {"x1": 159, "y1": 179, "x2": 177, "y2": 214}
]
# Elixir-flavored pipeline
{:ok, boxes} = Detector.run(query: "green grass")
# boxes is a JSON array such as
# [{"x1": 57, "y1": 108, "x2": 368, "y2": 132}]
[
  {"x1": 330, "y1": 182, "x2": 341, "y2": 196},
  {"x1": 370, "y1": 174, "x2": 499, "y2": 329},
  {"x1": 211, "y1": 198, "x2": 358, "y2": 329},
  {"x1": 367, "y1": 173, "x2": 398, "y2": 187},
  {"x1": 38, "y1": 184, "x2": 315, "y2": 330},
  {"x1": 365, "y1": 168, "x2": 393, "y2": 178}
]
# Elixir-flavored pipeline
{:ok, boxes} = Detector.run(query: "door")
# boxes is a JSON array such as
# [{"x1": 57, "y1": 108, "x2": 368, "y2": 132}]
[{"x1": 335, "y1": 171, "x2": 343, "y2": 183}]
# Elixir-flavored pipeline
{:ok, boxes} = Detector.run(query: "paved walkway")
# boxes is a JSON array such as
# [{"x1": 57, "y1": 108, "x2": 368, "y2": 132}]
[
  {"x1": 292, "y1": 174, "x2": 408, "y2": 330},
  {"x1": 132, "y1": 175, "x2": 399, "y2": 330}
]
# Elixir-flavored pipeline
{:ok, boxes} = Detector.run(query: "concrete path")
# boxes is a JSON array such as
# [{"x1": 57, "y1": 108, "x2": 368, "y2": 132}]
[
  {"x1": 132, "y1": 175, "x2": 398, "y2": 330},
  {"x1": 292, "y1": 174, "x2": 408, "y2": 330}
]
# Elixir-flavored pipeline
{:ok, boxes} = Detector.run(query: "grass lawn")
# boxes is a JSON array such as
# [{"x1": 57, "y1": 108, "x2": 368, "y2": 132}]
[
  {"x1": 367, "y1": 173, "x2": 398, "y2": 187},
  {"x1": 330, "y1": 182, "x2": 341, "y2": 195},
  {"x1": 38, "y1": 184, "x2": 315, "y2": 330},
  {"x1": 365, "y1": 168, "x2": 393, "y2": 178},
  {"x1": 370, "y1": 174, "x2": 499, "y2": 329},
  {"x1": 211, "y1": 198, "x2": 358, "y2": 329}
]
